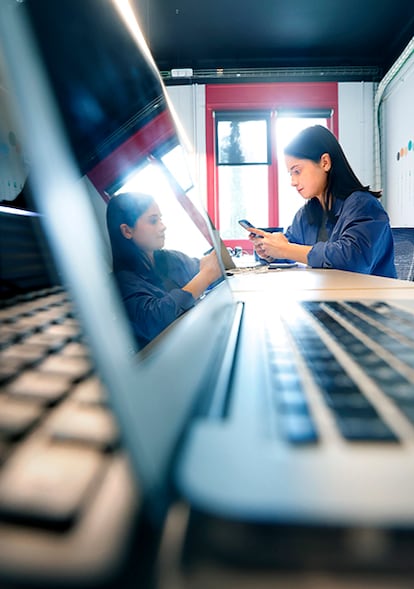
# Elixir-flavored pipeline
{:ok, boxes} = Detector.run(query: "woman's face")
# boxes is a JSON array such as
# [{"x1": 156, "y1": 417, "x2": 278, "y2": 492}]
[
  {"x1": 285, "y1": 153, "x2": 331, "y2": 203},
  {"x1": 124, "y1": 202, "x2": 166, "y2": 253}
]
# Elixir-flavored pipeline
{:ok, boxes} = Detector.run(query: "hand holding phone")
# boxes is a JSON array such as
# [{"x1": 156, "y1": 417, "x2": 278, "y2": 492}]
[{"x1": 238, "y1": 219, "x2": 262, "y2": 237}]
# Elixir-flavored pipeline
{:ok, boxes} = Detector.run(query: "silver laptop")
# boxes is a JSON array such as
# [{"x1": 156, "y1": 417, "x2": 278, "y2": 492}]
[{"x1": 2, "y1": 0, "x2": 414, "y2": 581}]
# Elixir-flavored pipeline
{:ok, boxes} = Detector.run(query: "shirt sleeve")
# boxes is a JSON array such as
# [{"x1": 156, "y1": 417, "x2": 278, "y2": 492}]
[
  {"x1": 125, "y1": 281, "x2": 195, "y2": 340},
  {"x1": 116, "y1": 252, "x2": 199, "y2": 346},
  {"x1": 307, "y1": 192, "x2": 393, "y2": 274},
  {"x1": 284, "y1": 205, "x2": 318, "y2": 245}
]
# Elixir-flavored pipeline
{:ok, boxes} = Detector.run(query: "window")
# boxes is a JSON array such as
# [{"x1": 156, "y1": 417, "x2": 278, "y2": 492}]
[
  {"x1": 206, "y1": 83, "x2": 338, "y2": 251},
  {"x1": 215, "y1": 113, "x2": 270, "y2": 241}
]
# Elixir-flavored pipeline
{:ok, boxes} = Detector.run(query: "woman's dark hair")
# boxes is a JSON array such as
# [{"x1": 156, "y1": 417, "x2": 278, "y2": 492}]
[
  {"x1": 284, "y1": 125, "x2": 381, "y2": 210},
  {"x1": 106, "y1": 191, "x2": 155, "y2": 273}
]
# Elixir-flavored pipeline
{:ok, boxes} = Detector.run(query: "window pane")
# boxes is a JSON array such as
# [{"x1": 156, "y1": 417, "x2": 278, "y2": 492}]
[
  {"x1": 115, "y1": 159, "x2": 210, "y2": 257},
  {"x1": 218, "y1": 164, "x2": 268, "y2": 239},
  {"x1": 217, "y1": 119, "x2": 269, "y2": 165},
  {"x1": 161, "y1": 145, "x2": 193, "y2": 193}
]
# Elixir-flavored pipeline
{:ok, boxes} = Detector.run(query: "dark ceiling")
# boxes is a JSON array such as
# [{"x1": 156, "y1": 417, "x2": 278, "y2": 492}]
[{"x1": 133, "y1": 0, "x2": 414, "y2": 82}]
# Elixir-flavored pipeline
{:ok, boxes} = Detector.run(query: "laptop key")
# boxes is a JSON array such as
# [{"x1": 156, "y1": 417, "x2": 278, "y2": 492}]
[
  {"x1": 37, "y1": 355, "x2": 92, "y2": 380},
  {"x1": 0, "y1": 357, "x2": 24, "y2": 384},
  {"x1": 0, "y1": 397, "x2": 44, "y2": 440},
  {"x1": 7, "y1": 370, "x2": 71, "y2": 403},
  {"x1": 1, "y1": 342, "x2": 49, "y2": 364},
  {"x1": 0, "y1": 440, "x2": 105, "y2": 528},
  {"x1": 266, "y1": 321, "x2": 319, "y2": 444},
  {"x1": 47, "y1": 404, "x2": 119, "y2": 450},
  {"x1": 71, "y1": 376, "x2": 107, "y2": 405},
  {"x1": 336, "y1": 415, "x2": 398, "y2": 441},
  {"x1": 282, "y1": 412, "x2": 319, "y2": 444}
]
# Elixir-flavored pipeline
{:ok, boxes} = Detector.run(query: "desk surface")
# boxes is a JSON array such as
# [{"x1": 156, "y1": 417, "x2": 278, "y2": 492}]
[
  {"x1": 228, "y1": 266, "x2": 414, "y2": 301},
  {"x1": 160, "y1": 268, "x2": 414, "y2": 589}
]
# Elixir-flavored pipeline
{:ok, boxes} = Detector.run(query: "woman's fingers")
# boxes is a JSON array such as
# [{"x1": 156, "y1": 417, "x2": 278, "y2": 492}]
[{"x1": 248, "y1": 228, "x2": 266, "y2": 238}]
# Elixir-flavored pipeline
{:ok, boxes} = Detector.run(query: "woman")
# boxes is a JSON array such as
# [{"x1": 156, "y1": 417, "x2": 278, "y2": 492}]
[
  {"x1": 106, "y1": 192, "x2": 222, "y2": 349},
  {"x1": 251, "y1": 125, "x2": 397, "y2": 278}
]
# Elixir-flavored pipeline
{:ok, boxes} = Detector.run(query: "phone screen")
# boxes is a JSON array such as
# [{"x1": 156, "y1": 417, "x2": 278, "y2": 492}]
[
  {"x1": 238, "y1": 219, "x2": 254, "y2": 230},
  {"x1": 238, "y1": 219, "x2": 262, "y2": 237}
]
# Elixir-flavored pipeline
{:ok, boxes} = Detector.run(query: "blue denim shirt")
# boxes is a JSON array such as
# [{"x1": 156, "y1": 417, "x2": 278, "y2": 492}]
[
  {"x1": 285, "y1": 191, "x2": 397, "y2": 278},
  {"x1": 114, "y1": 250, "x2": 200, "y2": 349}
]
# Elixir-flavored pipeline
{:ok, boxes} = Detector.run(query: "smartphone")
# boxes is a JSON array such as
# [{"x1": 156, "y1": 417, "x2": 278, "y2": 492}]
[
  {"x1": 238, "y1": 219, "x2": 255, "y2": 230},
  {"x1": 238, "y1": 219, "x2": 262, "y2": 237},
  {"x1": 268, "y1": 261, "x2": 298, "y2": 269}
]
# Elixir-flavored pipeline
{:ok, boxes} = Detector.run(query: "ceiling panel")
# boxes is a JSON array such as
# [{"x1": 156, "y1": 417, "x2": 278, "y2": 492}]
[{"x1": 133, "y1": 0, "x2": 414, "y2": 81}]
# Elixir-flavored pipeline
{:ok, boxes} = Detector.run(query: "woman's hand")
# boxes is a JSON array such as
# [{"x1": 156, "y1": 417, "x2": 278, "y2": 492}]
[
  {"x1": 249, "y1": 229, "x2": 289, "y2": 261},
  {"x1": 182, "y1": 250, "x2": 222, "y2": 299},
  {"x1": 199, "y1": 250, "x2": 222, "y2": 282},
  {"x1": 249, "y1": 229, "x2": 312, "y2": 265}
]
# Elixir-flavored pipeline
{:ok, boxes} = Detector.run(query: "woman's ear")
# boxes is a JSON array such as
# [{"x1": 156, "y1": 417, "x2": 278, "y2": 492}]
[
  {"x1": 120, "y1": 223, "x2": 133, "y2": 239},
  {"x1": 320, "y1": 153, "x2": 332, "y2": 172}
]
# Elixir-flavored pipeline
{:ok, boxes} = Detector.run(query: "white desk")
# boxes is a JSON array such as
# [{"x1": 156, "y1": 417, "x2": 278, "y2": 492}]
[
  {"x1": 228, "y1": 266, "x2": 414, "y2": 301},
  {"x1": 159, "y1": 268, "x2": 414, "y2": 589}
]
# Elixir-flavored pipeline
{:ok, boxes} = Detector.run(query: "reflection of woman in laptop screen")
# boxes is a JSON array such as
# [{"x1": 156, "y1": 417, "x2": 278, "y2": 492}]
[
  {"x1": 106, "y1": 192, "x2": 221, "y2": 349},
  {"x1": 250, "y1": 125, "x2": 397, "y2": 278}
]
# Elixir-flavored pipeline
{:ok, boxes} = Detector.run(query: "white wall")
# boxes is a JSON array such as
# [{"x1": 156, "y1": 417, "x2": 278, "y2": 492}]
[
  {"x1": 380, "y1": 47, "x2": 414, "y2": 226},
  {"x1": 338, "y1": 82, "x2": 375, "y2": 188},
  {"x1": 166, "y1": 85, "x2": 207, "y2": 207},
  {"x1": 0, "y1": 76, "x2": 29, "y2": 202}
]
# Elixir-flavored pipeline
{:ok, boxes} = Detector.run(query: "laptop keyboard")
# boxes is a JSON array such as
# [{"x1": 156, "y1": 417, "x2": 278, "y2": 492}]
[
  {"x1": 267, "y1": 300, "x2": 414, "y2": 445},
  {"x1": 4, "y1": 289, "x2": 414, "y2": 581},
  {"x1": 0, "y1": 287, "x2": 141, "y2": 588}
]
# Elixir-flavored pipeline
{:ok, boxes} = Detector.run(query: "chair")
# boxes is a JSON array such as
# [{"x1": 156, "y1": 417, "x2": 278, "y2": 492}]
[{"x1": 392, "y1": 228, "x2": 414, "y2": 281}]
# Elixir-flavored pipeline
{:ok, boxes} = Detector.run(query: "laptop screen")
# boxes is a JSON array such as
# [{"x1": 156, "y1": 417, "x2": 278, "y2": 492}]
[{"x1": 0, "y1": 0, "x2": 236, "y2": 519}]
